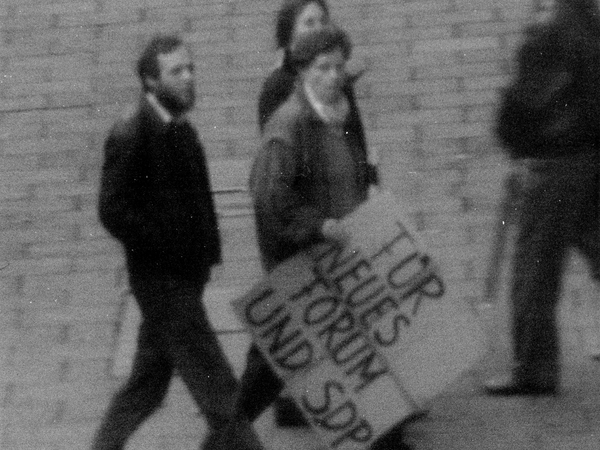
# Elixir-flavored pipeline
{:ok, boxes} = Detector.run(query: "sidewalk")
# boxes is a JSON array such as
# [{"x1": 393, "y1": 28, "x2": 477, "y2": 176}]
[
  {"x1": 115, "y1": 277, "x2": 600, "y2": 450},
  {"x1": 109, "y1": 355, "x2": 600, "y2": 450},
  {"x1": 4, "y1": 254, "x2": 600, "y2": 450}
]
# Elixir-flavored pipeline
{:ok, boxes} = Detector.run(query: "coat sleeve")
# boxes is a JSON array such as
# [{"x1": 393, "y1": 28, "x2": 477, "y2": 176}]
[
  {"x1": 98, "y1": 124, "x2": 163, "y2": 250},
  {"x1": 250, "y1": 137, "x2": 326, "y2": 248}
]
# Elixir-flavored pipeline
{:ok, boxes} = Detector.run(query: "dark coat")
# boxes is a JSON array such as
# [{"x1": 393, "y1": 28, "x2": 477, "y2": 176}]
[
  {"x1": 98, "y1": 97, "x2": 222, "y2": 279},
  {"x1": 257, "y1": 54, "x2": 379, "y2": 184},
  {"x1": 250, "y1": 86, "x2": 372, "y2": 271},
  {"x1": 497, "y1": 19, "x2": 600, "y2": 159}
]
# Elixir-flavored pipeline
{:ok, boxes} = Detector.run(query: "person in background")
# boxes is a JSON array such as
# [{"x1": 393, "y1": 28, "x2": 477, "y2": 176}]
[
  {"x1": 485, "y1": 0, "x2": 600, "y2": 397},
  {"x1": 258, "y1": 0, "x2": 329, "y2": 131},
  {"x1": 205, "y1": 25, "x2": 410, "y2": 450},
  {"x1": 94, "y1": 34, "x2": 261, "y2": 450},
  {"x1": 258, "y1": 0, "x2": 378, "y2": 427},
  {"x1": 258, "y1": 0, "x2": 377, "y2": 181}
]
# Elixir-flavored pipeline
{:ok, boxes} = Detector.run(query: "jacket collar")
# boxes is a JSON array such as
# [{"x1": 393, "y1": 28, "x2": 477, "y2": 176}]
[
  {"x1": 146, "y1": 93, "x2": 173, "y2": 124},
  {"x1": 139, "y1": 93, "x2": 190, "y2": 134},
  {"x1": 292, "y1": 80, "x2": 349, "y2": 127},
  {"x1": 304, "y1": 83, "x2": 349, "y2": 126}
]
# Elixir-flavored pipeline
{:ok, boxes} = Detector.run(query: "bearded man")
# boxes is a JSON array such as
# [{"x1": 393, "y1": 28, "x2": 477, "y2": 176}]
[{"x1": 93, "y1": 34, "x2": 256, "y2": 450}]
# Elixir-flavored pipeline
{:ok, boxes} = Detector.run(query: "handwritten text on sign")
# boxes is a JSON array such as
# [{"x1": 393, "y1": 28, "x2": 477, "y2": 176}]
[{"x1": 239, "y1": 254, "x2": 413, "y2": 450}]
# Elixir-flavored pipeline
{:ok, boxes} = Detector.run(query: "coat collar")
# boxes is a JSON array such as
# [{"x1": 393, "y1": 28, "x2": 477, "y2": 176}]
[
  {"x1": 304, "y1": 83, "x2": 349, "y2": 126},
  {"x1": 138, "y1": 93, "x2": 190, "y2": 135},
  {"x1": 146, "y1": 93, "x2": 173, "y2": 124},
  {"x1": 292, "y1": 80, "x2": 349, "y2": 127}
]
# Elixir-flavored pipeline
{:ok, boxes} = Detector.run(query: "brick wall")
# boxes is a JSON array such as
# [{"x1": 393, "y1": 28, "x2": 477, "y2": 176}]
[{"x1": 2, "y1": 0, "x2": 582, "y2": 449}]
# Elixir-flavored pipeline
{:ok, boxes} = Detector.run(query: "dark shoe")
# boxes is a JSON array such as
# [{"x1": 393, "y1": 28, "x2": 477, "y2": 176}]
[
  {"x1": 201, "y1": 417, "x2": 264, "y2": 450},
  {"x1": 370, "y1": 423, "x2": 412, "y2": 450},
  {"x1": 274, "y1": 397, "x2": 309, "y2": 427},
  {"x1": 484, "y1": 377, "x2": 557, "y2": 397}
]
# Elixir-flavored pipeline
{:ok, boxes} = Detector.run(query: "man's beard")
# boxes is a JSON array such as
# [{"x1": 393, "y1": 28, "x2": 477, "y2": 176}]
[{"x1": 156, "y1": 87, "x2": 195, "y2": 116}]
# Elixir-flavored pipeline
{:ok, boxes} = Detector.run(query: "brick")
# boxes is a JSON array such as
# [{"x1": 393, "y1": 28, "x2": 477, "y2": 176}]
[
  {"x1": 461, "y1": 20, "x2": 528, "y2": 37},
  {"x1": 375, "y1": 78, "x2": 459, "y2": 97},
  {"x1": 0, "y1": 13, "x2": 54, "y2": 31},
  {"x1": 464, "y1": 75, "x2": 509, "y2": 91},
  {"x1": 4, "y1": 399, "x2": 59, "y2": 428},
  {"x1": 2, "y1": 136, "x2": 88, "y2": 155},
  {"x1": 419, "y1": 90, "x2": 497, "y2": 109},
  {"x1": 0, "y1": 95, "x2": 48, "y2": 113},
  {"x1": 0, "y1": 40, "x2": 53, "y2": 58},
  {"x1": 14, "y1": 1, "x2": 95, "y2": 15},
  {"x1": 0, "y1": 67, "x2": 46, "y2": 86},
  {"x1": 6, "y1": 79, "x2": 91, "y2": 99},
  {"x1": 7, "y1": 325, "x2": 66, "y2": 350},
  {"x1": 414, "y1": 61, "x2": 500, "y2": 79},
  {"x1": 465, "y1": 105, "x2": 499, "y2": 124},
  {"x1": 462, "y1": 47, "x2": 505, "y2": 63},
  {"x1": 72, "y1": 254, "x2": 124, "y2": 272},
  {"x1": 411, "y1": 9, "x2": 495, "y2": 28},
  {"x1": 19, "y1": 306, "x2": 119, "y2": 334},
  {"x1": 0, "y1": 155, "x2": 38, "y2": 172},
  {"x1": 0, "y1": 227, "x2": 75, "y2": 245},
  {"x1": 377, "y1": 108, "x2": 462, "y2": 128},
  {"x1": 2, "y1": 198, "x2": 77, "y2": 217},
  {"x1": 407, "y1": 52, "x2": 460, "y2": 69},
  {"x1": 60, "y1": 392, "x2": 111, "y2": 422},
  {"x1": 46, "y1": 117, "x2": 113, "y2": 135},
  {"x1": 233, "y1": 0, "x2": 276, "y2": 15},
  {"x1": 62, "y1": 357, "x2": 113, "y2": 383},
  {"x1": 401, "y1": 25, "x2": 456, "y2": 43},
  {"x1": 456, "y1": 0, "x2": 508, "y2": 8},
  {"x1": 32, "y1": 181, "x2": 94, "y2": 199},
  {"x1": 399, "y1": 0, "x2": 454, "y2": 15},
  {"x1": 371, "y1": 131, "x2": 417, "y2": 152},
  {"x1": 28, "y1": 239, "x2": 118, "y2": 259},
  {"x1": 67, "y1": 322, "x2": 116, "y2": 348},
  {"x1": 58, "y1": 9, "x2": 140, "y2": 27},
  {"x1": 2, "y1": 257, "x2": 73, "y2": 277},
  {"x1": 413, "y1": 36, "x2": 500, "y2": 53},
  {"x1": 4, "y1": 351, "x2": 66, "y2": 386},
  {"x1": 9, "y1": 422, "x2": 97, "y2": 449}
]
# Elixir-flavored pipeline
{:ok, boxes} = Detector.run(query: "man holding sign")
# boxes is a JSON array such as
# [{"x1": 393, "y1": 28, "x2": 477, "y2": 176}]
[{"x1": 204, "y1": 25, "x2": 412, "y2": 450}]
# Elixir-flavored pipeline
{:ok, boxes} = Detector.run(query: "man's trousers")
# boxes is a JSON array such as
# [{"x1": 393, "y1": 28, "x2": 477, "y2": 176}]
[
  {"x1": 511, "y1": 153, "x2": 600, "y2": 389},
  {"x1": 92, "y1": 271, "x2": 238, "y2": 450}
]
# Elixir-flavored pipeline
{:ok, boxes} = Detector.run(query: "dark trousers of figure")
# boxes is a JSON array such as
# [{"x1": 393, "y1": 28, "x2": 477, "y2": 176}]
[
  {"x1": 511, "y1": 152, "x2": 600, "y2": 388},
  {"x1": 223, "y1": 345, "x2": 407, "y2": 450},
  {"x1": 92, "y1": 270, "x2": 238, "y2": 450},
  {"x1": 237, "y1": 345, "x2": 284, "y2": 422}
]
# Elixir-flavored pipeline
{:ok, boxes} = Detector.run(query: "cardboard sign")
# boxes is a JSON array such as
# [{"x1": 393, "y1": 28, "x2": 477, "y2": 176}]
[
  {"x1": 311, "y1": 191, "x2": 486, "y2": 406},
  {"x1": 233, "y1": 191, "x2": 485, "y2": 449},
  {"x1": 235, "y1": 254, "x2": 414, "y2": 450}
]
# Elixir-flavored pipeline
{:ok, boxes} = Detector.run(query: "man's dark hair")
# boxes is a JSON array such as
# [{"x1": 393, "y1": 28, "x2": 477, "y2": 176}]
[
  {"x1": 137, "y1": 34, "x2": 184, "y2": 92},
  {"x1": 275, "y1": 0, "x2": 330, "y2": 50},
  {"x1": 290, "y1": 25, "x2": 352, "y2": 71}
]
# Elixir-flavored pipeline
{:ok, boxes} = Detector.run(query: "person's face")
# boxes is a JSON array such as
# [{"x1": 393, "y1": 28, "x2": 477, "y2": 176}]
[
  {"x1": 292, "y1": 3, "x2": 327, "y2": 45},
  {"x1": 303, "y1": 48, "x2": 346, "y2": 104},
  {"x1": 148, "y1": 45, "x2": 196, "y2": 115}
]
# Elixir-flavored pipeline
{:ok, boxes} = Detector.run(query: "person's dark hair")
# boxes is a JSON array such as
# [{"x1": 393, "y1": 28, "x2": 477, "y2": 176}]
[
  {"x1": 137, "y1": 34, "x2": 184, "y2": 92},
  {"x1": 554, "y1": 0, "x2": 600, "y2": 35},
  {"x1": 275, "y1": 0, "x2": 330, "y2": 50},
  {"x1": 290, "y1": 25, "x2": 352, "y2": 71}
]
